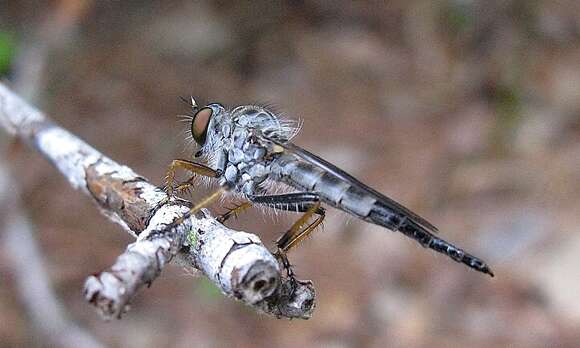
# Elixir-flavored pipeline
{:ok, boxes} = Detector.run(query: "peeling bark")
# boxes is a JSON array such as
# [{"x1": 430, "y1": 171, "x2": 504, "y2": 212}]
[{"x1": 0, "y1": 82, "x2": 315, "y2": 320}]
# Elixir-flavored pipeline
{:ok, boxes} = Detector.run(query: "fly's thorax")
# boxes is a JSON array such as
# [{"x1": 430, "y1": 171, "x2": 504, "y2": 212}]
[
  {"x1": 230, "y1": 105, "x2": 300, "y2": 141},
  {"x1": 197, "y1": 103, "x2": 299, "y2": 195},
  {"x1": 218, "y1": 123, "x2": 273, "y2": 195},
  {"x1": 202, "y1": 105, "x2": 276, "y2": 157},
  {"x1": 231, "y1": 105, "x2": 281, "y2": 133}
]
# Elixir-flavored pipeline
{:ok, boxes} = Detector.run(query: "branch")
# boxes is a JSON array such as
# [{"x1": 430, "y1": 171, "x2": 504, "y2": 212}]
[{"x1": 0, "y1": 82, "x2": 315, "y2": 320}]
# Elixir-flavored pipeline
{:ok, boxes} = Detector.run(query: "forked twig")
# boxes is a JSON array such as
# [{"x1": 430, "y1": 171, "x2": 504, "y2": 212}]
[{"x1": 0, "y1": 82, "x2": 315, "y2": 320}]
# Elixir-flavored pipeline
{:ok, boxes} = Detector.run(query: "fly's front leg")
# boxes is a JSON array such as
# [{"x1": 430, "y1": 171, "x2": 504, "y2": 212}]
[
  {"x1": 174, "y1": 176, "x2": 197, "y2": 195},
  {"x1": 164, "y1": 159, "x2": 221, "y2": 197}
]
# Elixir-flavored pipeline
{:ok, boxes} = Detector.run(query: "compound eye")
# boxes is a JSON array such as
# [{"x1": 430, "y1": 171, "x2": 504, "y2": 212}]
[{"x1": 191, "y1": 107, "x2": 213, "y2": 145}]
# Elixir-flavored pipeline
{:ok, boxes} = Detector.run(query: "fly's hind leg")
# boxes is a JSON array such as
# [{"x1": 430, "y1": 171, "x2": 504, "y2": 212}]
[
  {"x1": 250, "y1": 193, "x2": 326, "y2": 279},
  {"x1": 164, "y1": 159, "x2": 221, "y2": 197},
  {"x1": 275, "y1": 201, "x2": 325, "y2": 256},
  {"x1": 276, "y1": 202, "x2": 325, "y2": 282},
  {"x1": 218, "y1": 193, "x2": 325, "y2": 225}
]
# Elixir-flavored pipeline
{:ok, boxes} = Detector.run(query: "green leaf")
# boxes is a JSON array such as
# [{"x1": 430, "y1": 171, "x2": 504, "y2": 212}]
[{"x1": 0, "y1": 32, "x2": 16, "y2": 75}]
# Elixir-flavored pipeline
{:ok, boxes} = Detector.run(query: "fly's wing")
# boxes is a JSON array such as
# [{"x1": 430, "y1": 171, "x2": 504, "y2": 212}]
[
  {"x1": 273, "y1": 139, "x2": 439, "y2": 233},
  {"x1": 263, "y1": 136, "x2": 494, "y2": 277}
]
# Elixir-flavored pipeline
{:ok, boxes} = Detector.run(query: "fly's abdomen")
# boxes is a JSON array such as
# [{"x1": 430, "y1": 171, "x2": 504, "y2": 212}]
[
  {"x1": 286, "y1": 160, "x2": 324, "y2": 190},
  {"x1": 313, "y1": 173, "x2": 349, "y2": 203},
  {"x1": 339, "y1": 186, "x2": 377, "y2": 217},
  {"x1": 277, "y1": 156, "x2": 376, "y2": 217},
  {"x1": 273, "y1": 153, "x2": 494, "y2": 276},
  {"x1": 368, "y1": 200, "x2": 494, "y2": 276},
  {"x1": 312, "y1": 172, "x2": 379, "y2": 218},
  {"x1": 275, "y1": 154, "x2": 493, "y2": 276}
]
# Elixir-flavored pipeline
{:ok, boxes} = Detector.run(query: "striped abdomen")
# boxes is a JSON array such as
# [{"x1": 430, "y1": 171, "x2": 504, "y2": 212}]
[
  {"x1": 272, "y1": 154, "x2": 494, "y2": 277},
  {"x1": 274, "y1": 155, "x2": 376, "y2": 217}
]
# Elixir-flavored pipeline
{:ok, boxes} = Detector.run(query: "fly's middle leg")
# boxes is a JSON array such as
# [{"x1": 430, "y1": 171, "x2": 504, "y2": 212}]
[
  {"x1": 217, "y1": 201, "x2": 254, "y2": 223},
  {"x1": 171, "y1": 186, "x2": 228, "y2": 226}
]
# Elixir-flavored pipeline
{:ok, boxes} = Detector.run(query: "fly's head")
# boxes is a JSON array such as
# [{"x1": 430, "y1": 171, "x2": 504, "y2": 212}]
[
  {"x1": 185, "y1": 100, "x2": 301, "y2": 163},
  {"x1": 187, "y1": 99, "x2": 229, "y2": 157}
]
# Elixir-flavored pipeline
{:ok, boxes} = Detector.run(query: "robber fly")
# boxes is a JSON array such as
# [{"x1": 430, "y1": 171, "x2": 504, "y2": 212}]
[{"x1": 165, "y1": 98, "x2": 494, "y2": 278}]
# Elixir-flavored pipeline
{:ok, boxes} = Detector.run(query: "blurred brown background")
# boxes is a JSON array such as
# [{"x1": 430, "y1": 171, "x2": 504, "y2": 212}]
[{"x1": 1, "y1": 1, "x2": 580, "y2": 347}]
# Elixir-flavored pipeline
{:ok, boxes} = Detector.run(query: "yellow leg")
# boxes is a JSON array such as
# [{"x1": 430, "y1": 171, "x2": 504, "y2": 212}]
[
  {"x1": 174, "y1": 176, "x2": 197, "y2": 195},
  {"x1": 164, "y1": 159, "x2": 219, "y2": 196},
  {"x1": 173, "y1": 187, "x2": 227, "y2": 225},
  {"x1": 217, "y1": 201, "x2": 253, "y2": 223},
  {"x1": 275, "y1": 201, "x2": 326, "y2": 253},
  {"x1": 188, "y1": 187, "x2": 227, "y2": 216},
  {"x1": 271, "y1": 201, "x2": 325, "y2": 279}
]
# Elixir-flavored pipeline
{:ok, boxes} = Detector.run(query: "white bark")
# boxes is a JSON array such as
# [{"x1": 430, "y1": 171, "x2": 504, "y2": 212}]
[{"x1": 0, "y1": 82, "x2": 315, "y2": 320}]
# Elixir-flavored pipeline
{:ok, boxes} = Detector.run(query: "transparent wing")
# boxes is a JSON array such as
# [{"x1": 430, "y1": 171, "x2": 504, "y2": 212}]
[{"x1": 271, "y1": 138, "x2": 439, "y2": 233}]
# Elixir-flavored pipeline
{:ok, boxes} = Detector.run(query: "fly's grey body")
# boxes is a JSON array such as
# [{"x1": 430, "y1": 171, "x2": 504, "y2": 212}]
[
  {"x1": 200, "y1": 104, "x2": 297, "y2": 196},
  {"x1": 204, "y1": 104, "x2": 420, "y2": 222},
  {"x1": 181, "y1": 101, "x2": 494, "y2": 277},
  {"x1": 204, "y1": 105, "x2": 375, "y2": 214}
]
